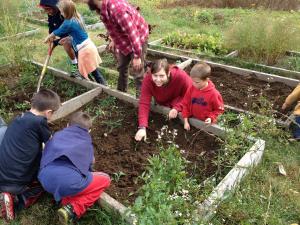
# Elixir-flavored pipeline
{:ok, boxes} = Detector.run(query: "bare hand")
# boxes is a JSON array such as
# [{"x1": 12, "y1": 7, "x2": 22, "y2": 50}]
[
  {"x1": 135, "y1": 128, "x2": 147, "y2": 141},
  {"x1": 44, "y1": 34, "x2": 55, "y2": 44},
  {"x1": 205, "y1": 118, "x2": 212, "y2": 125},
  {"x1": 282, "y1": 102, "x2": 288, "y2": 111},
  {"x1": 108, "y1": 41, "x2": 115, "y2": 52},
  {"x1": 132, "y1": 58, "x2": 142, "y2": 71},
  {"x1": 184, "y1": 121, "x2": 190, "y2": 131},
  {"x1": 168, "y1": 109, "x2": 178, "y2": 119}
]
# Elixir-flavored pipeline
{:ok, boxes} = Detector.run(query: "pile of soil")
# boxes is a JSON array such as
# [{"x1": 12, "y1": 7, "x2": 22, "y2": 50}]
[
  {"x1": 51, "y1": 95, "x2": 222, "y2": 205},
  {"x1": 185, "y1": 64, "x2": 294, "y2": 114}
]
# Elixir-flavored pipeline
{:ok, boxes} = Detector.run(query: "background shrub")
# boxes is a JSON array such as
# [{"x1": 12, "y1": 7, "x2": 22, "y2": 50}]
[{"x1": 224, "y1": 13, "x2": 300, "y2": 65}]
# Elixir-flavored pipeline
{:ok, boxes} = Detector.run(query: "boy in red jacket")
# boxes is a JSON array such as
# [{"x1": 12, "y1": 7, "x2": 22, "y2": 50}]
[{"x1": 182, "y1": 63, "x2": 224, "y2": 130}]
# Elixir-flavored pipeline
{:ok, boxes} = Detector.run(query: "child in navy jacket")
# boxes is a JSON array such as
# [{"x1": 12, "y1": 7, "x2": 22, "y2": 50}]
[{"x1": 38, "y1": 111, "x2": 110, "y2": 224}]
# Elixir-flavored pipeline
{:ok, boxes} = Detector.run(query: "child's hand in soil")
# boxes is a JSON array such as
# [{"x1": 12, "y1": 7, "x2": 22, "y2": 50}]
[
  {"x1": 168, "y1": 109, "x2": 178, "y2": 119},
  {"x1": 184, "y1": 121, "x2": 190, "y2": 131},
  {"x1": 281, "y1": 102, "x2": 289, "y2": 111},
  {"x1": 135, "y1": 128, "x2": 147, "y2": 141},
  {"x1": 205, "y1": 118, "x2": 212, "y2": 125}
]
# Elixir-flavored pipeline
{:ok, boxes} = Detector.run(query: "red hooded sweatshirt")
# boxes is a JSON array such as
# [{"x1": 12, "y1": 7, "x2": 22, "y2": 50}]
[
  {"x1": 138, "y1": 66, "x2": 192, "y2": 127},
  {"x1": 182, "y1": 80, "x2": 224, "y2": 123}
]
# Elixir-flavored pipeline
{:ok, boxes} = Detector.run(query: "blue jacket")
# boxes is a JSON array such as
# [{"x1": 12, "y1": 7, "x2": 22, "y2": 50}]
[
  {"x1": 40, "y1": 125, "x2": 93, "y2": 176},
  {"x1": 38, "y1": 125, "x2": 94, "y2": 201},
  {"x1": 53, "y1": 18, "x2": 88, "y2": 46}
]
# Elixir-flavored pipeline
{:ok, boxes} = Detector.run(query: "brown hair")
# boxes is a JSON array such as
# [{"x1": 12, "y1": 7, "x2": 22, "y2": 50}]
[
  {"x1": 57, "y1": 0, "x2": 85, "y2": 30},
  {"x1": 150, "y1": 58, "x2": 170, "y2": 75},
  {"x1": 69, "y1": 111, "x2": 92, "y2": 130},
  {"x1": 31, "y1": 89, "x2": 61, "y2": 112},
  {"x1": 190, "y1": 62, "x2": 211, "y2": 80}
]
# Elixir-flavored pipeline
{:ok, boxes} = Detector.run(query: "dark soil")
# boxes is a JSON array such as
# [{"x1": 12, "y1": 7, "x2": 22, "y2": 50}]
[
  {"x1": 185, "y1": 64, "x2": 294, "y2": 115},
  {"x1": 50, "y1": 94, "x2": 221, "y2": 205}
]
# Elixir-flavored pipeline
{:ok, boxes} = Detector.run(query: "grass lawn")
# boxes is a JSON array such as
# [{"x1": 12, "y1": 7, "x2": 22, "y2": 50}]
[{"x1": 0, "y1": 0, "x2": 299, "y2": 224}]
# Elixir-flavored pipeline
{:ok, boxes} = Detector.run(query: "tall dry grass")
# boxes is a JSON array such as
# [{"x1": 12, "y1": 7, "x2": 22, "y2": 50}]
[
  {"x1": 159, "y1": 0, "x2": 300, "y2": 11},
  {"x1": 224, "y1": 13, "x2": 300, "y2": 65}
]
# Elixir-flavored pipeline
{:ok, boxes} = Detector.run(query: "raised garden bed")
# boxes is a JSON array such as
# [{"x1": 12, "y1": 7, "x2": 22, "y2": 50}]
[
  {"x1": 76, "y1": 3, "x2": 104, "y2": 30},
  {"x1": 0, "y1": 23, "x2": 39, "y2": 41},
  {"x1": 50, "y1": 94, "x2": 221, "y2": 204},
  {"x1": 146, "y1": 49, "x2": 300, "y2": 124},
  {"x1": 32, "y1": 62, "x2": 265, "y2": 223},
  {"x1": 149, "y1": 39, "x2": 300, "y2": 79},
  {"x1": 0, "y1": 65, "x2": 89, "y2": 122}
]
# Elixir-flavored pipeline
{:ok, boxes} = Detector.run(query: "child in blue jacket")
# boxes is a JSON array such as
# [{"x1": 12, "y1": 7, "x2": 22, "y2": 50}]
[{"x1": 38, "y1": 111, "x2": 110, "y2": 224}]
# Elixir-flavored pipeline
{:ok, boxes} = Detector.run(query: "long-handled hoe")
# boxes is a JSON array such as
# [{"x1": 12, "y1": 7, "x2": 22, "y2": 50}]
[{"x1": 36, "y1": 42, "x2": 55, "y2": 92}]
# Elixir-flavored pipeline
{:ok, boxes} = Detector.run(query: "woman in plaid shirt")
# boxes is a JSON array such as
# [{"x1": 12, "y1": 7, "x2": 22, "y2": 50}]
[{"x1": 86, "y1": 0, "x2": 149, "y2": 96}]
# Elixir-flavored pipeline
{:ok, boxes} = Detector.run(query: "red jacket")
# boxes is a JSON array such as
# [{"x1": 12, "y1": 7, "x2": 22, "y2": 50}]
[
  {"x1": 182, "y1": 80, "x2": 224, "y2": 123},
  {"x1": 138, "y1": 66, "x2": 192, "y2": 127}
]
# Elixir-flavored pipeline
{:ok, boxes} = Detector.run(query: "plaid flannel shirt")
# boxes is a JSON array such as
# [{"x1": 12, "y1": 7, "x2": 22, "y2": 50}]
[{"x1": 100, "y1": 0, "x2": 149, "y2": 58}]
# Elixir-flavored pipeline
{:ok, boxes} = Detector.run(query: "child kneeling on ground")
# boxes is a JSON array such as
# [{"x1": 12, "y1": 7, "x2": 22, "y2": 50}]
[
  {"x1": 0, "y1": 89, "x2": 61, "y2": 221},
  {"x1": 182, "y1": 62, "x2": 224, "y2": 130},
  {"x1": 282, "y1": 83, "x2": 300, "y2": 141},
  {"x1": 38, "y1": 111, "x2": 110, "y2": 224},
  {"x1": 44, "y1": 0, "x2": 107, "y2": 85}
]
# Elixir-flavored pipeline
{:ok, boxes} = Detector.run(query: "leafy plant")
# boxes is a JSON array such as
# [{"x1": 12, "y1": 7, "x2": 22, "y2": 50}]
[
  {"x1": 193, "y1": 10, "x2": 214, "y2": 24},
  {"x1": 162, "y1": 32, "x2": 228, "y2": 56},
  {"x1": 112, "y1": 171, "x2": 126, "y2": 182}
]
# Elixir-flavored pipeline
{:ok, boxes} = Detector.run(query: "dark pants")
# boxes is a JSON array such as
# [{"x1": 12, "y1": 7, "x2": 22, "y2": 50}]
[
  {"x1": 0, "y1": 117, "x2": 7, "y2": 146},
  {"x1": 90, "y1": 69, "x2": 107, "y2": 85},
  {"x1": 117, "y1": 41, "x2": 148, "y2": 97},
  {"x1": 293, "y1": 115, "x2": 300, "y2": 139},
  {"x1": 0, "y1": 181, "x2": 44, "y2": 210}
]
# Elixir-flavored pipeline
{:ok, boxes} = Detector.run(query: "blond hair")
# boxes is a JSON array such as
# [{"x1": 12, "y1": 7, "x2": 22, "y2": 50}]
[
  {"x1": 57, "y1": 0, "x2": 86, "y2": 30},
  {"x1": 190, "y1": 62, "x2": 211, "y2": 80}
]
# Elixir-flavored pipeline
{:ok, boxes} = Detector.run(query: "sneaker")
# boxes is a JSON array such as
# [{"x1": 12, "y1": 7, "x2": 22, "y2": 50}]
[
  {"x1": 57, "y1": 204, "x2": 76, "y2": 225},
  {"x1": 288, "y1": 137, "x2": 300, "y2": 142},
  {"x1": 0, "y1": 192, "x2": 15, "y2": 221},
  {"x1": 70, "y1": 64, "x2": 81, "y2": 78}
]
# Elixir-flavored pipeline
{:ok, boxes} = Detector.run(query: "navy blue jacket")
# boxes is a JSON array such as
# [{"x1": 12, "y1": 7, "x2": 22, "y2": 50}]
[
  {"x1": 0, "y1": 112, "x2": 51, "y2": 186},
  {"x1": 38, "y1": 125, "x2": 93, "y2": 201}
]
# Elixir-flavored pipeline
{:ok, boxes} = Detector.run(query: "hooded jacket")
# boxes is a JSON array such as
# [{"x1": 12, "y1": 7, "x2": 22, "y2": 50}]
[
  {"x1": 38, "y1": 125, "x2": 94, "y2": 201},
  {"x1": 40, "y1": 0, "x2": 65, "y2": 35},
  {"x1": 182, "y1": 80, "x2": 224, "y2": 123}
]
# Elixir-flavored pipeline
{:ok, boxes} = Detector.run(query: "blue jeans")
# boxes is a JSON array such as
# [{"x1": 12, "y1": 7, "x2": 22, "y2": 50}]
[
  {"x1": 293, "y1": 116, "x2": 300, "y2": 139},
  {"x1": 0, "y1": 117, "x2": 7, "y2": 146}
]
